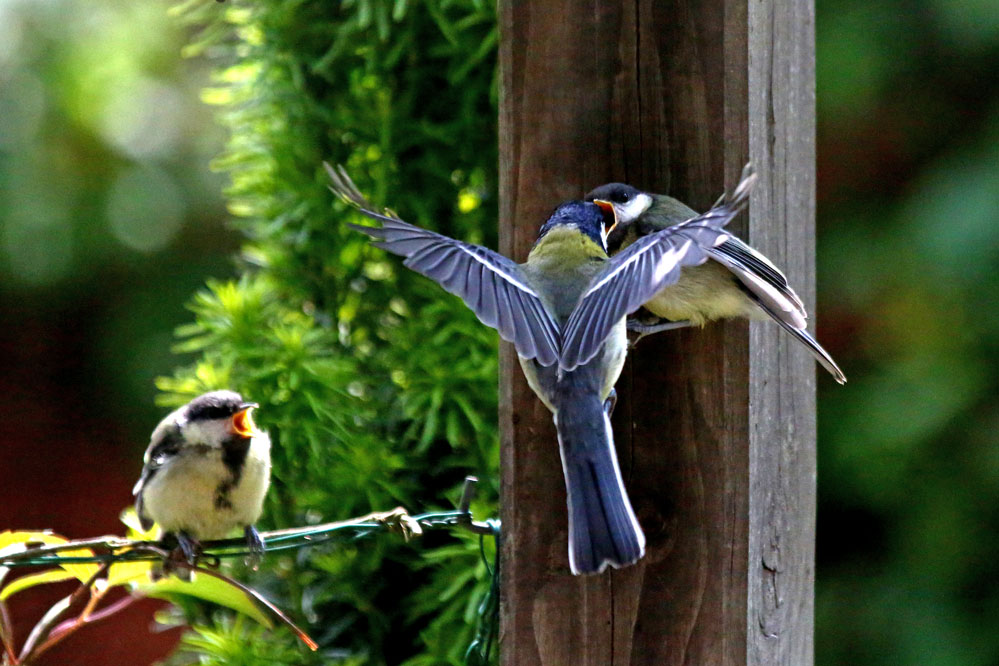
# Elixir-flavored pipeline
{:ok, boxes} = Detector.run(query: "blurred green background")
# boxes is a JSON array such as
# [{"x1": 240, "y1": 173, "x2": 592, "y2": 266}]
[{"x1": 0, "y1": 0, "x2": 996, "y2": 664}]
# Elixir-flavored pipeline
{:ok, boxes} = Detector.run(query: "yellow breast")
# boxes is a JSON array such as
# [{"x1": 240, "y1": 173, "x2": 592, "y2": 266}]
[{"x1": 645, "y1": 262, "x2": 759, "y2": 325}]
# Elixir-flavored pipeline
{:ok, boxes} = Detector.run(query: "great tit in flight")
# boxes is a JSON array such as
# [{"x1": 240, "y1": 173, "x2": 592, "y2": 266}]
[
  {"x1": 133, "y1": 390, "x2": 271, "y2": 565},
  {"x1": 584, "y1": 182, "x2": 846, "y2": 384},
  {"x1": 327, "y1": 163, "x2": 755, "y2": 574}
]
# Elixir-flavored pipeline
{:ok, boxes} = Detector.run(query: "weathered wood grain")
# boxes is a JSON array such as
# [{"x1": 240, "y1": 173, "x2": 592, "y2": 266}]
[
  {"x1": 498, "y1": 0, "x2": 816, "y2": 663},
  {"x1": 747, "y1": 0, "x2": 817, "y2": 664}
]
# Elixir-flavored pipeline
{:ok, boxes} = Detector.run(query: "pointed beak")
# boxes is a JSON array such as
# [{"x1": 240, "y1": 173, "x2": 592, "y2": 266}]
[
  {"x1": 593, "y1": 199, "x2": 618, "y2": 245},
  {"x1": 231, "y1": 403, "x2": 259, "y2": 438}
]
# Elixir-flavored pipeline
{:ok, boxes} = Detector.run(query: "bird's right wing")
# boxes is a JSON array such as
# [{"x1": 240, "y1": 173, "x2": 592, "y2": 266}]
[
  {"x1": 560, "y1": 165, "x2": 757, "y2": 370},
  {"x1": 132, "y1": 429, "x2": 182, "y2": 531},
  {"x1": 327, "y1": 163, "x2": 562, "y2": 366}
]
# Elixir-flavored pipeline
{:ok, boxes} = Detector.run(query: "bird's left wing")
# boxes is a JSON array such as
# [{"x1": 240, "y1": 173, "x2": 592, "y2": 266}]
[
  {"x1": 560, "y1": 165, "x2": 757, "y2": 370},
  {"x1": 327, "y1": 164, "x2": 562, "y2": 366},
  {"x1": 709, "y1": 237, "x2": 807, "y2": 328}
]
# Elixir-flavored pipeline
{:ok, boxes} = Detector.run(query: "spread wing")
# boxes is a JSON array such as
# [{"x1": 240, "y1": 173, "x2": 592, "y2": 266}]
[
  {"x1": 327, "y1": 163, "x2": 561, "y2": 366},
  {"x1": 559, "y1": 165, "x2": 757, "y2": 370}
]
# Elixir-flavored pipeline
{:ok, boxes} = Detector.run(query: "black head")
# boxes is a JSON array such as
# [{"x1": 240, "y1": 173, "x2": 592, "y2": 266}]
[
  {"x1": 184, "y1": 390, "x2": 250, "y2": 422},
  {"x1": 584, "y1": 182, "x2": 643, "y2": 206},
  {"x1": 535, "y1": 200, "x2": 616, "y2": 250}
]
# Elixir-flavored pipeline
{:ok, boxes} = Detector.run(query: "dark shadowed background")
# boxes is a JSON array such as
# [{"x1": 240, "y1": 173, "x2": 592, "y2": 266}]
[{"x1": 0, "y1": 0, "x2": 996, "y2": 664}]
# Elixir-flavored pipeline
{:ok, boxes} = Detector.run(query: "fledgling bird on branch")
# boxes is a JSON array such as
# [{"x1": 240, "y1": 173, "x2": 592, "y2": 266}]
[
  {"x1": 584, "y1": 182, "x2": 846, "y2": 384},
  {"x1": 133, "y1": 390, "x2": 271, "y2": 566},
  {"x1": 327, "y1": 162, "x2": 756, "y2": 574}
]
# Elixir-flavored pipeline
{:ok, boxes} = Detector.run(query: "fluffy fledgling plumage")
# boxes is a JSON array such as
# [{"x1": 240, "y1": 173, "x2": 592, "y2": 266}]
[
  {"x1": 585, "y1": 181, "x2": 846, "y2": 384},
  {"x1": 133, "y1": 391, "x2": 271, "y2": 559}
]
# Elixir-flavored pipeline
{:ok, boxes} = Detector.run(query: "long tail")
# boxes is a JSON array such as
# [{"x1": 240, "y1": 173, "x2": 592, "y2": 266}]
[
  {"x1": 754, "y1": 299, "x2": 847, "y2": 384},
  {"x1": 554, "y1": 392, "x2": 645, "y2": 575},
  {"x1": 708, "y1": 237, "x2": 846, "y2": 384}
]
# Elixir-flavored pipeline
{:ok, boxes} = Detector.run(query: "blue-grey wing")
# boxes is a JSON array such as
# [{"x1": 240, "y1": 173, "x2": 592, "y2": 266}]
[
  {"x1": 328, "y1": 164, "x2": 561, "y2": 366},
  {"x1": 560, "y1": 165, "x2": 757, "y2": 370}
]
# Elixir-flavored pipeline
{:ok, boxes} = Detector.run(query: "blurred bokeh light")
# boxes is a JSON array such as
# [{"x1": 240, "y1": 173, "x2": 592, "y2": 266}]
[{"x1": 0, "y1": 1, "x2": 234, "y2": 661}]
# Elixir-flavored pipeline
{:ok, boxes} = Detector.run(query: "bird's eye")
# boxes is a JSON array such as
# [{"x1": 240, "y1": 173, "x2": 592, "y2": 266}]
[{"x1": 612, "y1": 192, "x2": 630, "y2": 204}]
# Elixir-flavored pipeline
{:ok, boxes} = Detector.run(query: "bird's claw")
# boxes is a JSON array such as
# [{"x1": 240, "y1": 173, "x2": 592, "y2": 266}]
[
  {"x1": 176, "y1": 531, "x2": 202, "y2": 564},
  {"x1": 244, "y1": 525, "x2": 265, "y2": 570},
  {"x1": 367, "y1": 507, "x2": 423, "y2": 542},
  {"x1": 603, "y1": 388, "x2": 617, "y2": 418},
  {"x1": 626, "y1": 317, "x2": 693, "y2": 347},
  {"x1": 160, "y1": 531, "x2": 203, "y2": 580}
]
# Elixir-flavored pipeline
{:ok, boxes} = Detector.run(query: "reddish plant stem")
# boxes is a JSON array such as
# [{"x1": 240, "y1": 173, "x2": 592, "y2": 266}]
[
  {"x1": 0, "y1": 600, "x2": 16, "y2": 664},
  {"x1": 29, "y1": 593, "x2": 138, "y2": 662},
  {"x1": 18, "y1": 562, "x2": 110, "y2": 664}
]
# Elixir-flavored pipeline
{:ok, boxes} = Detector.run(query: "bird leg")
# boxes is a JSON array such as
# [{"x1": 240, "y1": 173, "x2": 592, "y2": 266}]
[
  {"x1": 175, "y1": 531, "x2": 202, "y2": 564},
  {"x1": 244, "y1": 525, "x2": 265, "y2": 570},
  {"x1": 626, "y1": 317, "x2": 693, "y2": 347},
  {"x1": 603, "y1": 388, "x2": 617, "y2": 418},
  {"x1": 158, "y1": 531, "x2": 203, "y2": 580}
]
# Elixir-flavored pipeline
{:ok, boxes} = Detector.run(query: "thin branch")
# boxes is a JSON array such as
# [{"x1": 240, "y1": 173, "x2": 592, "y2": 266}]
[
  {"x1": 176, "y1": 562, "x2": 318, "y2": 651},
  {"x1": 3, "y1": 480, "x2": 490, "y2": 568},
  {"x1": 29, "y1": 593, "x2": 137, "y2": 663},
  {"x1": 0, "y1": 537, "x2": 134, "y2": 564},
  {"x1": 0, "y1": 599, "x2": 15, "y2": 665},
  {"x1": 18, "y1": 562, "x2": 110, "y2": 664},
  {"x1": 1, "y1": 508, "x2": 482, "y2": 567}
]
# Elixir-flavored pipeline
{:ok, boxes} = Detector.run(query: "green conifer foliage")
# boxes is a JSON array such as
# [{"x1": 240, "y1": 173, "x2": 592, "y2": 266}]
[{"x1": 162, "y1": 1, "x2": 499, "y2": 663}]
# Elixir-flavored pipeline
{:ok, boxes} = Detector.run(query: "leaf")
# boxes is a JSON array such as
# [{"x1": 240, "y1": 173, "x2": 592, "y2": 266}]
[
  {"x1": 0, "y1": 542, "x2": 27, "y2": 587},
  {"x1": 104, "y1": 561, "x2": 154, "y2": 589},
  {"x1": 138, "y1": 574, "x2": 274, "y2": 628},
  {"x1": 0, "y1": 570, "x2": 76, "y2": 601},
  {"x1": 119, "y1": 507, "x2": 159, "y2": 540},
  {"x1": 0, "y1": 531, "x2": 99, "y2": 584}
]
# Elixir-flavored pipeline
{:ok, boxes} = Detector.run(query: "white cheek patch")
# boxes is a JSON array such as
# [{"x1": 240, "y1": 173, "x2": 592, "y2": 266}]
[
  {"x1": 182, "y1": 418, "x2": 233, "y2": 448},
  {"x1": 618, "y1": 193, "x2": 653, "y2": 223}
]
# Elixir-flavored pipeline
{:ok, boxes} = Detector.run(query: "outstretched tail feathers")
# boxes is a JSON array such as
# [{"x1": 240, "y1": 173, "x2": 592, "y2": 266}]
[
  {"x1": 754, "y1": 299, "x2": 848, "y2": 384},
  {"x1": 555, "y1": 393, "x2": 645, "y2": 575}
]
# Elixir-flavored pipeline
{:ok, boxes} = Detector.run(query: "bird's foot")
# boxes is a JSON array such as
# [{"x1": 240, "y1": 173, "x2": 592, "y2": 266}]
[
  {"x1": 626, "y1": 317, "x2": 693, "y2": 347},
  {"x1": 603, "y1": 388, "x2": 617, "y2": 418},
  {"x1": 160, "y1": 531, "x2": 203, "y2": 580},
  {"x1": 244, "y1": 525, "x2": 265, "y2": 570},
  {"x1": 364, "y1": 507, "x2": 423, "y2": 542},
  {"x1": 176, "y1": 531, "x2": 202, "y2": 564}
]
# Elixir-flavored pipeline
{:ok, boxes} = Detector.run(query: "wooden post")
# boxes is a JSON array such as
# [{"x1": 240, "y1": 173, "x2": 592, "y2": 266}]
[{"x1": 498, "y1": 0, "x2": 816, "y2": 664}]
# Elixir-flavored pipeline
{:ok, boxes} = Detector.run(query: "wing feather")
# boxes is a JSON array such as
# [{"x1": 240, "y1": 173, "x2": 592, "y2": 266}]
[
  {"x1": 328, "y1": 163, "x2": 561, "y2": 366},
  {"x1": 709, "y1": 236, "x2": 808, "y2": 328},
  {"x1": 560, "y1": 165, "x2": 757, "y2": 370}
]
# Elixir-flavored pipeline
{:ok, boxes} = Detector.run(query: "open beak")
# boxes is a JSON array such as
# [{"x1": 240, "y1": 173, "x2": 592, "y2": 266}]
[
  {"x1": 593, "y1": 199, "x2": 618, "y2": 245},
  {"x1": 231, "y1": 403, "x2": 259, "y2": 438}
]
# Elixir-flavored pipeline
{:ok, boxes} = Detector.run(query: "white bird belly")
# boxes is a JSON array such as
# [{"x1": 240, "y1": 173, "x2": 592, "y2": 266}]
[{"x1": 142, "y1": 435, "x2": 271, "y2": 539}]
